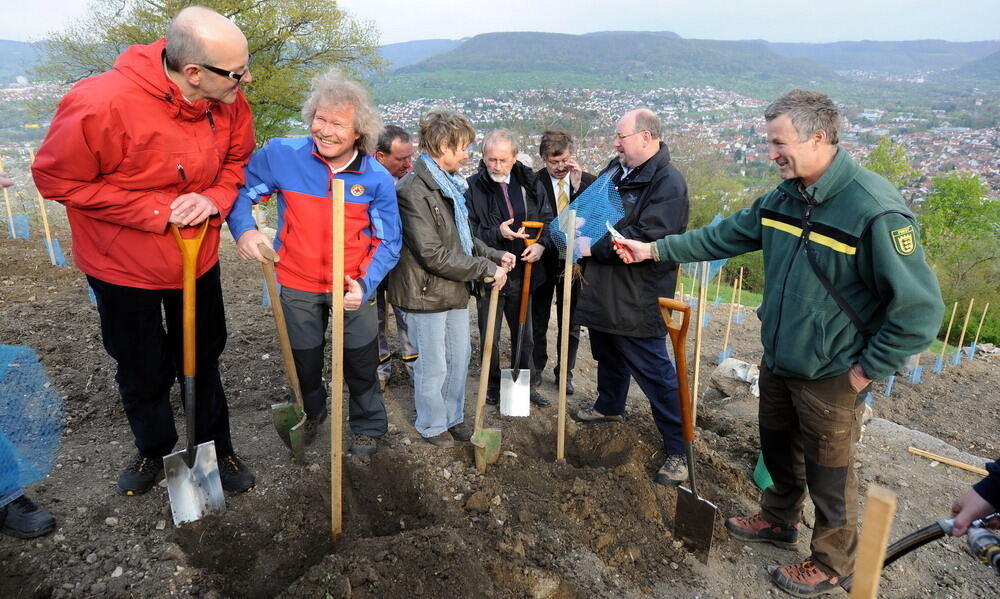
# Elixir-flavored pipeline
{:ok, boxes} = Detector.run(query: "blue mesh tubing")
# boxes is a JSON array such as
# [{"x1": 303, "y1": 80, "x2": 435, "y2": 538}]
[
  {"x1": 0, "y1": 345, "x2": 63, "y2": 494},
  {"x1": 550, "y1": 173, "x2": 626, "y2": 263}
]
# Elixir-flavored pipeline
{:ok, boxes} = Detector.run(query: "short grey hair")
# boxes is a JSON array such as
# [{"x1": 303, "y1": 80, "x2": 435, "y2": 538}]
[
  {"x1": 164, "y1": 6, "x2": 216, "y2": 71},
  {"x1": 301, "y1": 69, "x2": 383, "y2": 155},
  {"x1": 632, "y1": 108, "x2": 662, "y2": 140},
  {"x1": 765, "y1": 89, "x2": 841, "y2": 145},
  {"x1": 482, "y1": 129, "x2": 519, "y2": 156}
]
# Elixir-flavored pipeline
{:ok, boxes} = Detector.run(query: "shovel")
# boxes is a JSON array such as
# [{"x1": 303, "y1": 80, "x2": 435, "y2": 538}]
[
  {"x1": 659, "y1": 297, "x2": 718, "y2": 563},
  {"x1": 499, "y1": 220, "x2": 544, "y2": 417},
  {"x1": 259, "y1": 243, "x2": 306, "y2": 463},
  {"x1": 471, "y1": 282, "x2": 502, "y2": 473},
  {"x1": 164, "y1": 222, "x2": 226, "y2": 527}
]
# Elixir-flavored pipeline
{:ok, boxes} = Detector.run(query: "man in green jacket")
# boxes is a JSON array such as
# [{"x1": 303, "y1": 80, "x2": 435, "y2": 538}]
[{"x1": 616, "y1": 89, "x2": 944, "y2": 597}]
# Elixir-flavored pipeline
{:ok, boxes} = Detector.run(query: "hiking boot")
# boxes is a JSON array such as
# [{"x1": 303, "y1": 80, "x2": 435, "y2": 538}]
[
  {"x1": 348, "y1": 434, "x2": 378, "y2": 457},
  {"x1": 572, "y1": 407, "x2": 624, "y2": 423},
  {"x1": 530, "y1": 390, "x2": 551, "y2": 408},
  {"x1": 218, "y1": 454, "x2": 255, "y2": 493},
  {"x1": 654, "y1": 454, "x2": 688, "y2": 486},
  {"x1": 725, "y1": 512, "x2": 800, "y2": 549},
  {"x1": 303, "y1": 409, "x2": 328, "y2": 446},
  {"x1": 768, "y1": 558, "x2": 841, "y2": 597},
  {"x1": 448, "y1": 422, "x2": 473, "y2": 442},
  {"x1": 118, "y1": 453, "x2": 163, "y2": 496},
  {"x1": 424, "y1": 432, "x2": 455, "y2": 448},
  {"x1": 0, "y1": 495, "x2": 56, "y2": 539},
  {"x1": 485, "y1": 391, "x2": 499, "y2": 406}
]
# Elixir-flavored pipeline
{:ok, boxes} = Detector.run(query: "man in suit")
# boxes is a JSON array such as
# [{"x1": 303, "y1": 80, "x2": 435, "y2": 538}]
[
  {"x1": 531, "y1": 130, "x2": 595, "y2": 395},
  {"x1": 465, "y1": 129, "x2": 554, "y2": 408}
]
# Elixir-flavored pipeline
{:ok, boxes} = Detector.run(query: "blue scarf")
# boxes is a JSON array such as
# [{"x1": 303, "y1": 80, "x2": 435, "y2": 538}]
[{"x1": 420, "y1": 153, "x2": 474, "y2": 255}]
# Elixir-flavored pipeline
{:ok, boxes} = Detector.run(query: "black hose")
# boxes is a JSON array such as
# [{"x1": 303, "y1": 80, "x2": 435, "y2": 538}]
[{"x1": 839, "y1": 520, "x2": 949, "y2": 591}]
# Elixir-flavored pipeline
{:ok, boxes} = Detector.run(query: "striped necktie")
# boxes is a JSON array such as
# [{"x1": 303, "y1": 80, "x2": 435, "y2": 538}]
[{"x1": 557, "y1": 179, "x2": 569, "y2": 212}]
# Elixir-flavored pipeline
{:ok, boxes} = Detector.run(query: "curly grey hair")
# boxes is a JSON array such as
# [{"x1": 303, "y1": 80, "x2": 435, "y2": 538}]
[{"x1": 301, "y1": 69, "x2": 383, "y2": 155}]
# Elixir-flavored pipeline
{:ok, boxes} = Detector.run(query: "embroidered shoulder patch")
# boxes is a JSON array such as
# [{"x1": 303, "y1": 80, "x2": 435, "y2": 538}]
[
  {"x1": 890, "y1": 225, "x2": 915, "y2": 256},
  {"x1": 350, "y1": 184, "x2": 365, "y2": 197}
]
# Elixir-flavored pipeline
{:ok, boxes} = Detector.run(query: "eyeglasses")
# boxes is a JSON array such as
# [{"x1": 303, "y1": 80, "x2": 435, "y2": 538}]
[
  {"x1": 544, "y1": 157, "x2": 572, "y2": 167},
  {"x1": 199, "y1": 54, "x2": 253, "y2": 82},
  {"x1": 614, "y1": 130, "x2": 648, "y2": 142}
]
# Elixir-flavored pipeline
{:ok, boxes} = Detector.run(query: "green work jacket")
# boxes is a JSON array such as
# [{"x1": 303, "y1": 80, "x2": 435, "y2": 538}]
[{"x1": 654, "y1": 149, "x2": 944, "y2": 381}]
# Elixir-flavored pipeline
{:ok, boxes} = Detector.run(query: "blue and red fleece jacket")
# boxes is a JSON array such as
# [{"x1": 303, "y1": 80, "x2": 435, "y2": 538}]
[{"x1": 228, "y1": 137, "x2": 401, "y2": 301}]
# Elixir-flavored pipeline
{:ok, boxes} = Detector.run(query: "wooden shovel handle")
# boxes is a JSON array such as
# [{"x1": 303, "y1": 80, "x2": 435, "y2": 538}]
[
  {"x1": 474, "y1": 283, "x2": 501, "y2": 433},
  {"x1": 171, "y1": 222, "x2": 208, "y2": 377},
  {"x1": 514, "y1": 221, "x2": 544, "y2": 323},
  {"x1": 659, "y1": 297, "x2": 694, "y2": 442},
  {"x1": 258, "y1": 243, "x2": 303, "y2": 409}
]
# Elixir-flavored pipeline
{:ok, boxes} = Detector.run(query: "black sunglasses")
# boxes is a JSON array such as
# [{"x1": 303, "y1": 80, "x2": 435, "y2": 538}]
[{"x1": 199, "y1": 54, "x2": 253, "y2": 82}]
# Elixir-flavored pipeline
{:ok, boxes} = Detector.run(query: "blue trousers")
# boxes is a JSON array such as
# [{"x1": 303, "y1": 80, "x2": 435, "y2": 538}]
[{"x1": 590, "y1": 330, "x2": 684, "y2": 455}]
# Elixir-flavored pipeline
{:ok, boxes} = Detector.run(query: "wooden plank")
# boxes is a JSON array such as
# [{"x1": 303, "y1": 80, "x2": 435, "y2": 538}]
[
  {"x1": 907, "y1": 446, "x2": 988, "y2": 476},
  {"x1": 850, "y1": 485, "x2": 898, "y2": 599},
  {"x1": 330, "y1": 179, "x2": 345, "y2": 541}
]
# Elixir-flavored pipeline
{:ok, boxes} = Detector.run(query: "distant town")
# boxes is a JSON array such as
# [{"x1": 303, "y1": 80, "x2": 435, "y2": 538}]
[{"x1": 1, "y1": 81, "x2": 998, "y2": 205}]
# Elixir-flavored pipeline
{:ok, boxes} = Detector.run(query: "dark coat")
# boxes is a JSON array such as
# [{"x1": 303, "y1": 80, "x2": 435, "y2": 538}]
[
  {"x1": 465, "y1": 160, "x2": 554, "y2": 295},
  {"x1": 387, "y1": 158, "x2": 505, "y2": 312},
  {"x1": 574, "y1": 142, "x2": 689, "y2": 337},
  {"x1": 535, "y1": 167, "x2": 597, "y2": 278}
]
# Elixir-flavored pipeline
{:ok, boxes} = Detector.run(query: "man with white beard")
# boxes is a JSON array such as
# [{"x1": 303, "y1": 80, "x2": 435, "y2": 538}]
[{"x1": 465, "y1": 129, "x2": 554, "y2": 408}]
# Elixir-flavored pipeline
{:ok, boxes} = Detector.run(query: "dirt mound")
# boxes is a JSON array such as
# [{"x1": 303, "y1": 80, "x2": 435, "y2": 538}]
[{"x1": 1, "y1": 227, "x2": 998, "y2": 598}]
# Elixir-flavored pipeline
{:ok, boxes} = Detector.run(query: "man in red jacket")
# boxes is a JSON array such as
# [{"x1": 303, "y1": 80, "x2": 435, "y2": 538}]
[{"x1": 32, "y1": 6, "x2": 256, "y2": 496}]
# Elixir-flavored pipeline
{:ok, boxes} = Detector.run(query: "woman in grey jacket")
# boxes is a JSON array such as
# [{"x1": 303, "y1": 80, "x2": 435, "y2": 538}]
[{"x1": 387, "y1": 109, "x2": 513, "y2": 447}]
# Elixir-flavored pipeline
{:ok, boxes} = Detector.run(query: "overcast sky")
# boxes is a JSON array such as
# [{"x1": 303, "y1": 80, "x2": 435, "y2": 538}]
[{"x1": 2, "y1": 0, "x2": 998, "y2": 44}]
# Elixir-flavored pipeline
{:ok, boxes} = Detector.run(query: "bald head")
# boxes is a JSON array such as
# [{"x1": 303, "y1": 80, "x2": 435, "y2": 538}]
[
  {"x1": 164, "y1": 6, "x2": 251, "y2": 103},
  {"x1": 165, "y1": 6, "x2": 248, "y2": 74},
  {"x1": 614, "y1": 108, "x2": 662, "y2": 169}
]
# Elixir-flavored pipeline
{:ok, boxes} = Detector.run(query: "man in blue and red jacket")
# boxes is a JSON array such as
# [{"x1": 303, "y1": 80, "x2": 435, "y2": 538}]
[{"x1": 228, "y1": 69, "x2": 401, "y2": 457}]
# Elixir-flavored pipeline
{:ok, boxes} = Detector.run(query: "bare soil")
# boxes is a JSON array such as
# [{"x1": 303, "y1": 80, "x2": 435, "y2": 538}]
[{"x1": 1, "y1": 224, "x2": 998, "y2": 598}]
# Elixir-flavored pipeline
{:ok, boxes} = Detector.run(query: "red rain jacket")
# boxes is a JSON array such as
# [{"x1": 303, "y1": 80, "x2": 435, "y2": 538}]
[{"x1": 32, "y1": 38, "x2": 254, "y2": 289}]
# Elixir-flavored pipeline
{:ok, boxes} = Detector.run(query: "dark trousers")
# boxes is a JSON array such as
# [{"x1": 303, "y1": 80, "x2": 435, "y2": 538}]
[
  {"x1": 477, "y1": 288, "x2": 534, "y2": 395},
  {"x1": 589, "y1": 330, "x2": 684, "y2": 455},
  {"x1": 531, "y1": 270, "x2": 580, "y2": 381},
  {"x1": 758, "y1": 362, "x2": 867, "y2": 577},
  {"x1": 280, "y1": 287, "x2": 387, "y2": 437},
  {"x1": 89, "y1": 264, "x2": 234, "y2": 459}
]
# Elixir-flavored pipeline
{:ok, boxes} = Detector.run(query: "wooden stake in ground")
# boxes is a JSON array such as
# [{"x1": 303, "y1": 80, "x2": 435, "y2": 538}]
[
  {"x1": 330, "y1": 178, "x2": 345, "y2": 541},
  {"x1": 28, "y1": 148, "x2": 57, "y2": 265},
  {"x1": 690, "y1": 262, "x2": 709, "y2": 422},
  {"x1": 0, "y1": 156, "x2": 14, "y2": 238},
  {"x1": 713, "y1": 266, "x2": 723, "y2": 302},
  {"x1": 938, "y1": 301, "x2": 958, "y2": 364},
  {"x1": 556, "y1": 210, "x2": 576, "y2": 461},
  {"x1": 971, "y1": 303, "x2": 991, "y2": 356},
  {"x1": 849, "y1": 485, "x2": 898, "y2": 599},
  {"x1": 718, "y1": 278, "x2": 739, "y2": 362},
  {"x1": 953, "y1": 298, "x2": 974, "y2": 357}
]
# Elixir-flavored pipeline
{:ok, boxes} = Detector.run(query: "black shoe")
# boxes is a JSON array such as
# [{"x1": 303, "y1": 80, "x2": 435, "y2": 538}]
[
  {"x1": 485, "y1": 391, "x2": 499, "y2": 406},
  {"x1": 448, "y1": 422, "x2": 473, "y2": 442},
  {"x1": 348, "y1": 434, "x2": 378, "y2": 457},
  {"x1": 554, "y1": 370, "x2": 575, "y2": 395},
  {"x1": 218, "y1": 454, "x2": 255, "y2": 493},
  {"x1": 424, "y1": 432, "x2": 455, "y2": 448},
  {"x1": 530, "y1": 390, "x2": 551, "y2": 408},
  {"x1": 118, "y1": 453, "x2": 163, "y2": 496},
  {"x1": 304, "y1": 409, "x2": 328, "y2": 446},
  {"x1": 0, "y1": 495, "x2": 56, "y2": 539}
]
